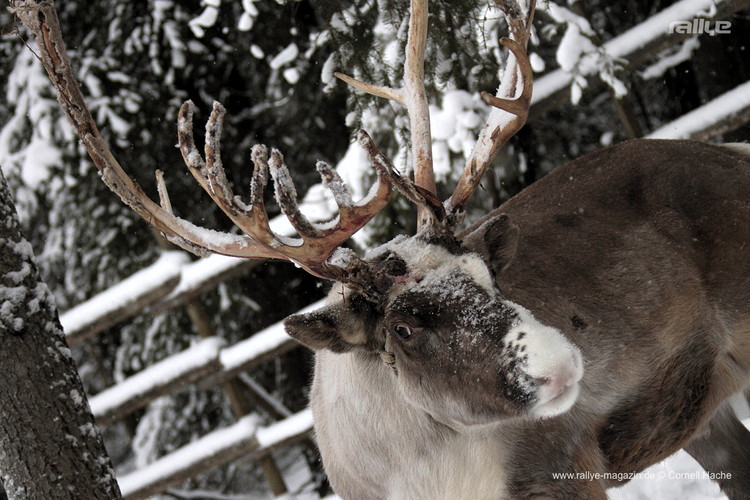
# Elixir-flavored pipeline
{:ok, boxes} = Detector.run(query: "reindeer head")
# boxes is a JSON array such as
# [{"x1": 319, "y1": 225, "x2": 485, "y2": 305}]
[{"x1": 285, "y1": 217, "x2": 583, "y2": 426}]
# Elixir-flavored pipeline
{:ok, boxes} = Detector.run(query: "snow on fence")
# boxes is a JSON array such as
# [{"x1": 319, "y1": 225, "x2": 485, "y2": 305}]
[
  {"x1": 648, "y1": 80, "x2": 750, "y2": 141},
  {"x1": 89, "y1": 337, "x2": 225, "y2": 425},
  {"x1": 60, "y1": 206, "x2": 330, "y2": 344},
  {"x1": 149, "y1": 253, "x2": 256, "y2": 315},
  {"x1": 60, "y1": 251, "x2": 190, "y2": 345},
  {"x1": 117, "y1": 410, "x2": 314, "y2": 500},
  {"x1": 87, "y1": 300, "x2": 325, "y2": 426}
]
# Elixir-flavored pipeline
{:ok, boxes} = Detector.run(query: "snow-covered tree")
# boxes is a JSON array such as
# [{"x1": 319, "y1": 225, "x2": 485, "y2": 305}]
[{"x1": 0, "y1": 168, "x2": 122, "y2": 500}]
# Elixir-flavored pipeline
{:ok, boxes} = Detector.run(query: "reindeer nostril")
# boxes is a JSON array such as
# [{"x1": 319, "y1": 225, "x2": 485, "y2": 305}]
[{"x1": 529, "y1": 375, "x2": 551, "y2": 386}]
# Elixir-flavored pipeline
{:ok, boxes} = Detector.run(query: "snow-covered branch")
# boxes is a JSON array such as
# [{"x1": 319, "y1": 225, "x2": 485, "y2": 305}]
[
  {"x1": 532, "y1": 0, "x2": 750, "y2": 114},
  {"x1": 647, "y1": 80, "x2": 750, "y2": 140}
]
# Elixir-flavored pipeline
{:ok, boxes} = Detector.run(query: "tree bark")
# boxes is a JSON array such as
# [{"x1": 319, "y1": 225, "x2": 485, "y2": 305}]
[{"x1": 0, "y1": 167, "x2": 122, "y2": 500}]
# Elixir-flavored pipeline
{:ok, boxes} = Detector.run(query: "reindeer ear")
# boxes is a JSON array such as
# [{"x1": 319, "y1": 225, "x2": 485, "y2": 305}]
[
  {"x1": 465, "y1": 213, "x2": 519, "y2": 274},
  {"x1": 284, "y1": 294, "x2": 379, "y2": 353}
]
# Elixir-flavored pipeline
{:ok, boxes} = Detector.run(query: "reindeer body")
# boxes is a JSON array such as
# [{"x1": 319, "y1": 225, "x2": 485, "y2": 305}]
[
  {"x1": 296, "y1": 139, "x2": 750, "y2": 499},
  {"x1": 488, "y1": 139, "x2": 750, "y2": 497}
]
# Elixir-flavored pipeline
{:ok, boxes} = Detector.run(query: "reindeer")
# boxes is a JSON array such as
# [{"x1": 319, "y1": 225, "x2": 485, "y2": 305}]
[{"x1": 13, "y1": 0, "x2": 750, "y2": 498}]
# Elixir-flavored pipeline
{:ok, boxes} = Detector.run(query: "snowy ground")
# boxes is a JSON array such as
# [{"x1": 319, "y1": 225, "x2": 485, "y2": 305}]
[
  {"x1": 290, "y1": 443, "x2": 739, "y2": 500},
  {"x1": 608, "y1": 450, "x2": 727, "y2": 500},
  {"x1": 310, "y1": 450, "x2": 731, "y2": 500},
  {"x1": 609, "y1": 416, "x2": 749, "y2": 500}
]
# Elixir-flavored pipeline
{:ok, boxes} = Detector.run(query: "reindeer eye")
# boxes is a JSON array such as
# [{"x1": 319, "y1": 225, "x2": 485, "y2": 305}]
[{"x1": 393, "y1": 323, "x2": 413, "y2": 340}]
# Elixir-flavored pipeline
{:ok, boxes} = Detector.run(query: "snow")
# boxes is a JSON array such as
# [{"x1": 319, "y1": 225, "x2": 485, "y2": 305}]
[
  {"x1": 188, "y1": 4, "x2": 219, "y2": 38},
  {"x1": 270, "y1": 44, "x2": 300, "y2": 70},
  {"x1": 256, "y1": 409, "x2": 314, "y2": 449},
  {"x1": 317, "y1": 161, "x2": 354, "y2": 208},
  {"x1": 154, "y1": 210, "x2": 330, "y2": 308},
  {"x1": 88, "y1": 336, "x2": 225, "y2": 420},
  {"x1": 219, "y1": 299, "x2": 325, "y2": 374},
  {"x1": 251, "y1": 44, "x2": 265, "y2": 59},
  {"x1": 321, "y1": 54, "x2": 337, "y2": 87},
  {"x1": 171, "y1": 214, "x2": 258, "y2": 252},
  {"x1": 113, "y1": 412, "x2": 741, "y2": 500},
  {"x1": 316, "y1": 431, "x2": 745, "y2": 500},
  {"x1": 556, "y1": 22, "x2": 597, "y2": 73},
  {"x1": 639, "y1": 37, "x2": 701, "y2": 80},
  {"x1": 59, "y1": 251, "x2": 189, "y2": 337},
  {"x1": 609, "y1": 415, "x2": 748, "y2": 500},
  {"x1": 118, "y1": 414, "x2": 261, "y2": 498},
  {"x1": 0, "y1": 48, "x2": 73, "y2": 192},
  {"x1": 429, "y1": 90, "x2": 485, "y2": 180},
  {"x1": 647, "y1": 80, "x2": 750, "y2": 140},
  {"x1": 283, "y1": 68, "x2": 301, "y2": 85},
  {"x1": 158, "y1": 253, "x2": 248, "y2": 306},
  {"x1": 0, "y1": 228, "x2": 59, "y2": 335},
  {"x1": 532, "y1": 0, "x2": 734, "y2": 106},
  {"x1": 239, "y1": 0, "x2": 259, "y2": 31},
  {"x1": 117, "y1": 409, "x2": 313, "y2": 498}
]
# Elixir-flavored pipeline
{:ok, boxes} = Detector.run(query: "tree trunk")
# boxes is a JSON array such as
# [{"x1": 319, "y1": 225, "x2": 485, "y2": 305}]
[{"x1": 0, "y1": 167, "x2": 122, "y2": 500}]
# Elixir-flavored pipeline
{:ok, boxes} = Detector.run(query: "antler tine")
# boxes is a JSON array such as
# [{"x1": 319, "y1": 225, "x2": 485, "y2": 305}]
[
  {"x1": 264, "y1": 131, "x2": 395, "y2": 262},
  {"x1": 176, "y1": 98, "x2": 399, "y2": 278},
  {"x1": 236, "y1": 144, "x2": 276, "y2": 240},
  {"x1": 334, "y1": 131, "x2": 394, "y2": 228},
  {"x1": 178, "y1": 101, "x2": 252, "y2": 229},
  {"x1": 316, "y1": 161, "x2": 354, "y2": 209},
  {"x1": 268, "y1": 149, "x2": 323, "y2": 239},
  {"x1": 177, "y1": 105, "x2": 397, "y2": 279},
  {"x1": 249, "y1": 144, "x2": 270, "y2": 206},
  {"x1": 480, "y1": 38, "x2": 533, "y2": 116},
  {"x1": 445, "y1": 0, "x2": 536, "y2": 228},
  {"x1": 355, "y1": 130, "x2": 444, "y2": 229},
  {"x1": 336, "y1": 0, "x2": 436, "y2": 230},
  {"x1": 176, "y1": 101, "x2": 282, "y2": 255}
]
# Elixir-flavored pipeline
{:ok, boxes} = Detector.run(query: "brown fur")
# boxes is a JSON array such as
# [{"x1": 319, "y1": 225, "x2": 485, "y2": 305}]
[{"x1": 463, "y1": 139, "x2": 750, "y2": 496}]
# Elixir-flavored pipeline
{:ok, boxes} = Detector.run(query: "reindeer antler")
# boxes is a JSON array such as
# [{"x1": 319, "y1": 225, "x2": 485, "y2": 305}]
[
  {"x1": 335, "y1": 0, "x2": 437, "y2": 230},
  {"x1": 335, "y1": 0, "x2": 535, "y2": 231},
  {"x1": 172, "y1": 101, "x2": 396, "y2": 279},
  {"x1": 13, "y1": 0, "x2": 535, "y2": 293},
  {"x1": 446, "y1": 0, "x2": 535, "y2": 228},
  {"x1": 10, "y1": 0, "x2": 399, "y2": 284}
]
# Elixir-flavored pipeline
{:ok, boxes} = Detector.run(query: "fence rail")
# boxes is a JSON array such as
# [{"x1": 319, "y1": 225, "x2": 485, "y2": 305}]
[
  {"x1": 118, "y1": 410, "x2": 314, "y2": 500},
  {"x1": 87, "y1": 300, "x2": 325, "y2": 427}
]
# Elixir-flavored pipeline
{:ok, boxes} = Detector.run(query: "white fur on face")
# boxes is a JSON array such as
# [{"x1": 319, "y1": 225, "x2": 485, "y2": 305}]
[
  {"x1": 373, "y1": 236, "x2": 496, "y2": 295},
  {"x1": 504, "y1": 302, "x2": 584, "y2": 418}
]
